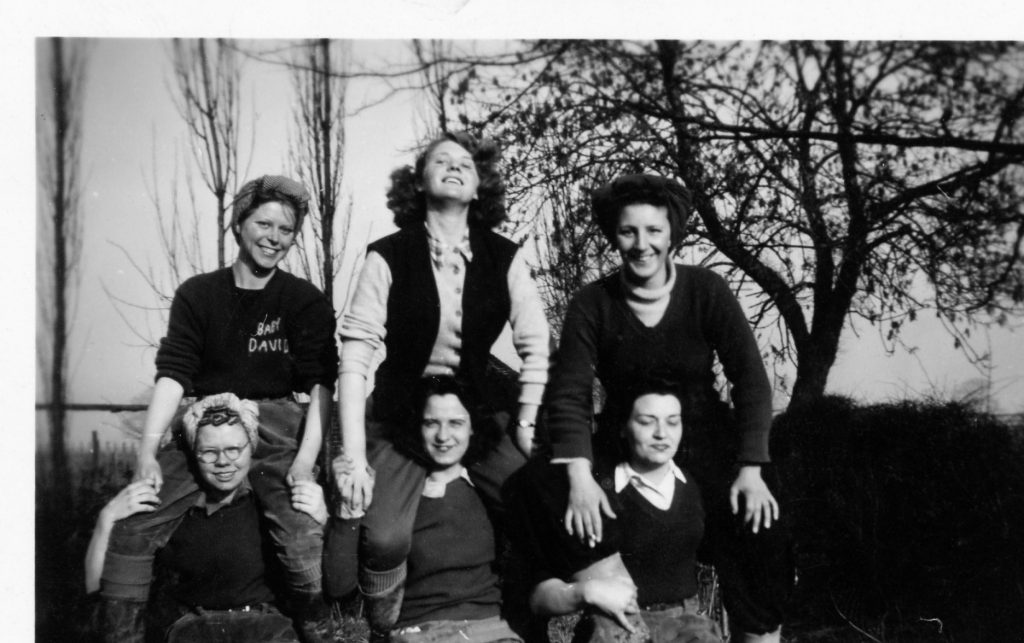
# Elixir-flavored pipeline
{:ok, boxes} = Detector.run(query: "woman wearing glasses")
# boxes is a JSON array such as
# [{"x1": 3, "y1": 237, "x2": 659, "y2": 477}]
[
  {"x1": 98, "y1": 176, "x2": 340, "y2": 642},
  {"x1": 85, "y1": 395, "x2": 329, "y2": 642}
]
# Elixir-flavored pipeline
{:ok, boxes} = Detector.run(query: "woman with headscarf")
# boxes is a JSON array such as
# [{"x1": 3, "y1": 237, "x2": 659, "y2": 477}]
[
  {"x1": 330, "y1": 132, "x2": 548, "y2": 633},
  {"x1": 544, "y1": 174, "x2": 792, "y2": 642},
  {"x1": 86, "y1": 395, "x2": 329, "y2": 642},
  {"x1": 99, "y1": 176, "x2": 339, "y2": 643}
]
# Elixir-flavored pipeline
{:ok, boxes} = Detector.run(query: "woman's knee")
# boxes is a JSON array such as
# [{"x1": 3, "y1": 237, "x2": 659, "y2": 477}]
[{"x1": 362, "y1": 523, "x2": 413, "y2": 571}]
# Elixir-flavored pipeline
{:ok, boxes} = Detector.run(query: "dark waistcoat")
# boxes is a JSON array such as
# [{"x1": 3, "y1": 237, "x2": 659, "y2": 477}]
[{"x1": 369, "y1": 226, "x2": 516, "y2": 422}]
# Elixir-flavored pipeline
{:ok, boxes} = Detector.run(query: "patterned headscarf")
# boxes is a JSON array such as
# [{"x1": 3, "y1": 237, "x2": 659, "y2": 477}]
[
  {"x1": 591, "y1": 174, "x2": 693, "y2": 250},
  {"x1": 181, "y1": 393, "x2": 260, "y2": 451},
  {"x1": 231, "y1": 175, "x2": 310, "y2": 233}
]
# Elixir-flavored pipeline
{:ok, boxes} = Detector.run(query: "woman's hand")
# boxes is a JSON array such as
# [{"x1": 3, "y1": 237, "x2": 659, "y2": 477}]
[
  {"x1": 564, "y1": 461, "x2": 617, "y2": 546},
  {"x1": 332, "y1": 452, "x2": 375, "y2": 518},
  {"x1": 730, "y1": 465, "x2": 779, "y2": 533},
  {"x1": 287, "y1": 457, "x2": 317, "y2": 484},
  {"x1": 101, "y1": 480, "x2": 161, "y2": 525},
  {"x1": 131, "y1": 456, "x2": 163, "y2": 495},
  {"x1": 290, "y1": 479, "x2": 328, "y2": 526},
  {"x1": 514, "y1": 423, "x2": 535, "y2": 458},
  {"x1": 580, "y1": 576, "x2": 640, "y2": 633}
]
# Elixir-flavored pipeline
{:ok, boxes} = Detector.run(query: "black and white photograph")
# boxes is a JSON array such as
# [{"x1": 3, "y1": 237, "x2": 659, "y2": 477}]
[{"x1": 17, "y1": 4, "x2": 1024, "y2": 642}]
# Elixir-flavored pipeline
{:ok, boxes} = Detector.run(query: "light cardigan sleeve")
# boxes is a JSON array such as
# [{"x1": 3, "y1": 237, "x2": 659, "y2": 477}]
[
  {"x1": 338, "y1": 250, "x2": 392, "y2": 378},
  {"x1": 507, "y1": 248, "x2": 551, "y2": 406}
]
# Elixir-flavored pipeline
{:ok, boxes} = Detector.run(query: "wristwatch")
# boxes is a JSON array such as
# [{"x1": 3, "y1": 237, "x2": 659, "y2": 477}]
[{"x1": 514, "y1": 419, "x2": 536, "y2": 430}]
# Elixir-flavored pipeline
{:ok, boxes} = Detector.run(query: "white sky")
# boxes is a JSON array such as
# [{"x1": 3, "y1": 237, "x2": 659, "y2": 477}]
[{"x1": 7, "y1": 1, "x2": 1024, "y2": 639}]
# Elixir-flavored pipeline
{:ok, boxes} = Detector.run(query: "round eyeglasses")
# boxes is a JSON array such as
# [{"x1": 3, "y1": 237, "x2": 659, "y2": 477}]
[{"x1": 196, "y1": 443, "x2": 250, "y2": 464}]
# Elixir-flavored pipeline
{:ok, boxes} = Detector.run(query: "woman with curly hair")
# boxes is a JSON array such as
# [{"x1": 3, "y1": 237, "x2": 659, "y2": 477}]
[
  {"x1": 545, "y1": 174, "x2": 792, "y2": 642},
  {"x1": 99, "y1": 176, "x2": 339, "y2": 643},
  {"x1": 328, "y1": 131, "x2": 549, "y2": 634}
]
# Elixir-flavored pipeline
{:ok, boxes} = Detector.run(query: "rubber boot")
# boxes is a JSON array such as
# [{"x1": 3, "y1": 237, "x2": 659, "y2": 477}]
[
  {"x1": 102, "y1": 598, "x2": 146, "y2": 643},
  {"x1": 291, "y1": 591, "x2": 337, "y2": 643},
  {"x1": 360, "y1": 563, "x2": 407, "y2": 637}
]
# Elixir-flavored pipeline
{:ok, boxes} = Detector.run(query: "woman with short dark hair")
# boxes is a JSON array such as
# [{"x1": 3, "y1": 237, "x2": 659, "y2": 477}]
[
  {"x1": 509, "y1": 382, "x2": 721, "y2": 643},
  {"x1": 544, "y1": 174, "x2": 792, "y2": 642},
  {"x1": 327, "y1": 377, "x2": 522, "y2": 643}
]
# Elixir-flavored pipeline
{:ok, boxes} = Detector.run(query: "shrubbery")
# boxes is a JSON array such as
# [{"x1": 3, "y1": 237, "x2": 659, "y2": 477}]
[{"x1": 773, "y1": 396, "x2": 1024, "y2": 641}]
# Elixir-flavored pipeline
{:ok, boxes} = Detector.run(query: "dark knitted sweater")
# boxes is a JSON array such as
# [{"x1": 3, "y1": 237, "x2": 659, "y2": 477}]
[
  {"x1": 546, "y1": 265, "x2": 773, "y2": 465},
  {"x1": 507, "y1": 460, "x2": 704, "y2": 606},
  {"x1": 397, "y1": 477, "x2": 502, "y2": 627},
  {"x1": 155, "y1": 491, "x2": 277, "y2": 611},
  {"x1": 617, "y1": 480, "x2": 704, "y2": 606},
  {"x1": 155, "y1": 268, "x2": 339, "y2": 398}
]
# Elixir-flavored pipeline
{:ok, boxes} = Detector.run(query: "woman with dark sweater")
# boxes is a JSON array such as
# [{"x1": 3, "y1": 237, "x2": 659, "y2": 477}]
[
  {"x1": 328, "y1": 376, "x2": 523, "y2": 643},
  {"x1": 545, "y1": 174, "x2": 792, "y2": 642},
  {"x1": 99, "y1": 176, "x2": 339, "y2": 643},
  {"x1": 330, "y1": 132, "x2": 548, "y2": 632},
  {"x1": 509, "y1": 382, "x2": 721, "y2": 643},
  {"x1": 86, "y1": 395, "x2": 329, "y2": 642}
]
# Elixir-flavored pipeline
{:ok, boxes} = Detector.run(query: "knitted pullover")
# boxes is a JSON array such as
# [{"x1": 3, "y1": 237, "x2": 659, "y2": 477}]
[
  {"x1": 397, "y1": 477, "x2": 501, "y2": 627},
  {"x1": 155, "y1": 268, "x2": 339, "y2": 399},
  {"x1": 546, "y1": 264, "x2": 772, "y2": 464},
  {"x1": 508, "y1": 460, "x2": 704, "y2": 606},
  {"x1": 155, "y1": 490, "x2": 277, "y2": 610}
]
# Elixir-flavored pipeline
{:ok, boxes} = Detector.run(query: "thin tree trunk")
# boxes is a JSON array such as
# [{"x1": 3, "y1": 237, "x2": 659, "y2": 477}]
[
  {"x1": 319, "y1": 39, "x2": 334, "y2": 305},
  {"x1": 48, "y1": 38, "x2": 71, "y2": 506}
]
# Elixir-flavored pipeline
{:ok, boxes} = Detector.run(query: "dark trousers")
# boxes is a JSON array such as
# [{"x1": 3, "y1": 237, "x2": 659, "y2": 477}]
[
  {"x1": 101, "y1": 399, "x2": 325, "y2": 602},
  {"x1": 687, "y1": 460, "x2": 793, "y2": 635},
  {"x1": 324, "y1": 419, "x2": 526, "y2": 598}
]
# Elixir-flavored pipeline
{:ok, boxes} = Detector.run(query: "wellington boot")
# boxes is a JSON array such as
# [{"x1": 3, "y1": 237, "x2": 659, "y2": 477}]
[
  {"x1": 291, "y1": 592, "x2": 338, "y2": 643},
  {"x1": 102, "y1": 598, "x2": 146, "y2": 643}
]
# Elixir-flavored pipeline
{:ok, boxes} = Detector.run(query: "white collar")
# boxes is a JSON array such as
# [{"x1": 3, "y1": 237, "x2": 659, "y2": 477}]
[
  {"x1": 422, "y1": 466, "x2": 473, "y2": 498},
  {"x1": 614, "y1": 461, "x2": 686, "y2": 510},
  {"x1": 614, "y1": 461, "x2": 686, "y2": 493}
]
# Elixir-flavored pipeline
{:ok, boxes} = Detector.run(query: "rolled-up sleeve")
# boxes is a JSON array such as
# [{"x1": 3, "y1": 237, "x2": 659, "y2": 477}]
[
  {"x1": 339, "y1": 251, "x2": 392, "y2": 378},
  {"x1": 154, "y1": 282, "x2": 204, "y2": 392},
  {"x1": 507, "y1": 249, "x2": 550, "y2": 406},
  {"x1": 290, "y1": 294, "x2": 340, "y2": 393}
]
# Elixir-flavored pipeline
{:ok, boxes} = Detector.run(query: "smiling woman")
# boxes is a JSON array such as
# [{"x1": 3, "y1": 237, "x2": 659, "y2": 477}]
[
  {"x1": 327, "y1": 131, "x2": 549, "y2": 634},
  {"x1": 327, "y1": 377, "x2": 521, "y2": 643},
  {"x1": 85, "y1": 396, "x2": 330, "y2": 642},
  {"x1": 95, "y1": 175, "x2": 340, "y2": 642}
]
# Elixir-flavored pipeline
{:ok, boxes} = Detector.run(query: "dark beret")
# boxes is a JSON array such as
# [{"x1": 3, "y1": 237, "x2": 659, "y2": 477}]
[
  {"x1": 232, "y1": 175, "x2": 310, "y2": 231},
  {"x1": 591, "y1": 174, "x2": 693, "y2": 249}
]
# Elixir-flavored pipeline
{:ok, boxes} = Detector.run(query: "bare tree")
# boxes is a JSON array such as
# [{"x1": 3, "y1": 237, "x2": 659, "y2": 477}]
[
  {"x1": 446, "y1": 40, "x2": 1024, "y2": 408},
  {"x1": 170, "y1": 38, "x2": 245, "y2": 269},
  {"x1": 37, "y1": 38, "x2": 87, "y2": 503},
  {"x1": 107, "y1": 39, "x2": 248, "y2": 352},
  {"x1": 288, "y1": 39, "x2": 360, "y2": 307}
]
